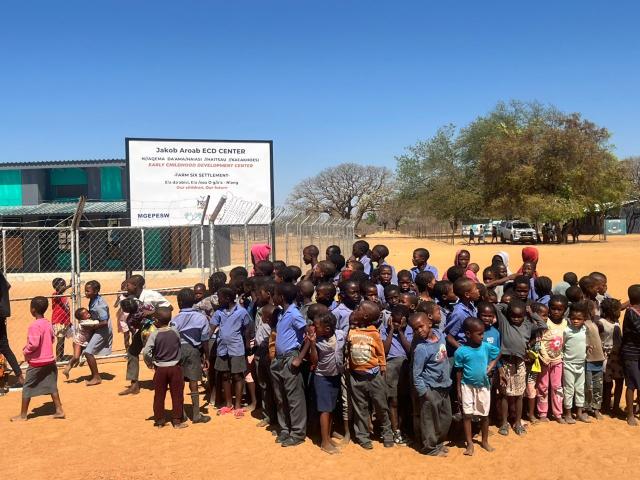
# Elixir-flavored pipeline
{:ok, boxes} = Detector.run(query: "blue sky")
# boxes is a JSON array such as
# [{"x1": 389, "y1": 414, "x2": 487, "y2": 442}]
[{"x1": 1, "y1": 1, "x2": 638, "y2": 204}]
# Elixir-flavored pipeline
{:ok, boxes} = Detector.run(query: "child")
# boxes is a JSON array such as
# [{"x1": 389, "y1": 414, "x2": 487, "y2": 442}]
[
  {"x1": 315, "y1": 282, "x2": 337, "y2": 310},
  {"x1": 371, "y1": 244, "x2": 397, "y2": 285},
  {"x1": 495, "y1": 299, "x2": 538, "y2": 435},
  {"x1": 415, "y1": 301, "x2": 443, "y2": 331},
  {"x1": 254, "y1": 303, "x2": 277, "y2": 428},
  {"x1": 172, "y1": 288, "x2": 212, "y2": 424},
  {"x1": 51, "y1": 278, "x2": 71, "y2": 362},
  {"x1": 309, "y1": 311, "x2": 345, "y2": 454},
  {"x1": 566, "y1": 285, "x2": 584, "y2": 304},
  {"x1": 454, "y1": 317, "x2": 500, "y2": 456},
  {"x1": 301, "y1": 244, "x2": 320, "y2": 280},
  {"x1": 477, "y1": 301, "x2": 501, "y2": 423},
  {"x1": 621, "y1": 284, "x2": 640, "y2": 426},
  {"x1": 142, "y1": 306, "x2": 187, "y2": 429},
  {"x1": 444, "y1": 278, "x2": 480, "y2": 358},
  {"x1": 347, "y1": 301, "x2": 394, "y2": 449},
  {"x1": 513, "y1": 275, "x2": 531, "y2": 303},
  {"x1": 381, "y1": 304, "x2": 413, "y2": 445},
  {"x1": 351, "y1": 240, "x2": 372, "y2": 276},
  {"x1": 468, "y1": 227, "x2": 475, "y2": 244},
  {"x1": 415, "y1": 271, "x2": 436, "y2": 303},
  {"x1": 62, "y1": 307, "x2": 96, "y2": 379},
  {"x1": 534, "y1": 277, "x2": 552, "y2": 306},
  {"x1": 432, "y1": 280, "x2": 456, "y2": 327},
  {"x1": 384, "y1": 284, "x2": 401, "y2": 310},
  {"x1": 82, "y1": 280, "x2": 112, "y2": 387},
  {"x1": 536, "y1": 295, "x2": 568, "y2": 423},
  {"x1": 270, "y1": 282, "x2": 308, "y2": 447},
  {"x1": 585, "y1": 300, "x2": 605, "y2": 420},
  {"x1": 378, "y1": 265, "x2": 394, "y2": 296},
  {"x1": 410, "y1": 248, "x2": 439, "y2": 281},
  {"x1": 11, "y1": 296, "x2": 64, "y2": 421},
  {"x1": 599, "y1": 297, "x2": 624, "y2": 415},
  {"x1": 563, "y1": 301, "x2": 591, "y2": 424},
  {"x1": 524, "y1": 303, "x2": 546, "y2": 423},
  {"x1": 298, "y1": 280, "x2": 316, "y2": 322},
  {"x1": 195, "y1": 271, "x2": 227, "y2": 318},
  {"x1": 468, "y1": 263, "x2": 480, "y2": 277},
  {"x1": 411, "y1": 312, "x2": 451, "y2": 456},
  {"x1": 397, "y1": 270, "x2": 415, "y2": 295},
  {"x1": 212, "y1": 286, "x2": 251, "y2": 418},
  {"x1": 332, "y1": 280, "x2": 361, "y2": 336},
  {"x1": 114, "y1": 281, "x2": 130, "y2": 350}
]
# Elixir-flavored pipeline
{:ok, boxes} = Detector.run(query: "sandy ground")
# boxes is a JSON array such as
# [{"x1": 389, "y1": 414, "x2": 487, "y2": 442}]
[{"x1": 1, "y1": 234, "x2": 640, "y2": 480}]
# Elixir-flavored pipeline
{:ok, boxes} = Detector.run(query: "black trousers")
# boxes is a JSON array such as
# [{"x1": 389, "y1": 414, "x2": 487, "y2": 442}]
[{"x1": 0, "y1": 318, "x2": 22, "y2": 379}]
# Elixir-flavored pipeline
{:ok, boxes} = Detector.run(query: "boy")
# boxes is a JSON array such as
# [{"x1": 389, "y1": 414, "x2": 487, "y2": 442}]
[
  {"x1": 302, "y1": 244, "x2": 320, "y2": 280},
  {"x1": 332, "y1": 280, "x2": 361, "y2": 336},
  {"x1": 326, "y1": 245, "x2": 341, "y2": 259},
  {"x1": 381, "y1": 304, "x2": 413, "y2": 444},
  {"x1": 347, "y1": 301, "x2": 394, "y2": 449},
  {"x1": 444, "y1": 278, "x2": 480, "y2": 358},
  {"x1": 454, "y1": 317, "x2": 500, "y2": 455},
  {"x1": 120, "y1": 275, "x2": 171, "y2": 396},
  {"x1": 371, "y1": 244, "x2": 397, "y2": 285},
  {"x1": 495, "y1": 299, "x2": 541, "y2": 435},
  {"x1": 212, "y1": 286, "x2": 251, "y2": 418},
  {"x1": 351, "y1": 240, "x2": 372, "y2": 276},
  {"x1": 298, "y1": 280, "x2": 316, "y2": 322},
  {"x1": 142, "y1": 306, "x2": 187, "y2": 429},
  {"x1": 270, "y1": 282, "x2": 307, "y2": 446},
  {"x1": 11, "y1": 296, "x2": 64, "y2": 421},
  {"x1": 171, "y1": 288, "x2": 211, "y2": 423},
  {"x1": 411, "y1": 311, "x2": 451, "y2": 456},
  {"x1": 621, "y1": 284, "x2": 640, "y2": 426},
  {"x1": 255, "y1": 303, "x2": 277, "y2": 428},
  {"x1": 563, "y1": 302, "x2": 590, "y2": 424},
  {"x1": 51, "y1": 278, "x2": 71, "y2": 362},
  {"x1": 411, "y1": 248, "x2": 438, "y2": 281},
  {"x1": 315, "y1": 282, "x2": 338, "y2": 310}
]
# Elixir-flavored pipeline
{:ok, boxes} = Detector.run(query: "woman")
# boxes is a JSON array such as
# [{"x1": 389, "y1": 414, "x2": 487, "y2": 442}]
[
  {"x1": 517, "y1": 247, "x2": 539, "y2": 277},
  {"x1": 250, "y1": 243, "x2": 272, "y2": 276},
  {"x1": 0, "y1": 272, "x2": 24, "y2": 388},
  {"x1": 444, "y1": 250, "x2": 478, "y2": 282}
]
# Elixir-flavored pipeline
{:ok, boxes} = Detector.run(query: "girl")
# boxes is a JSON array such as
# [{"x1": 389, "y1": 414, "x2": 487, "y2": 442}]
[
  {"x1": 11, "y1": 297, "x2": 64, "y2": 421},
  {"x1": 563, "y1": 301, "x2": 590, "y2": 424},
  {"x1": 444, "y1": 250, "x2": 478, "y2": 282},
  {"x1": 599, "y1": 297, "x2": 624, "y2": 416},
  {"x1": 309, "y1": 311, "x2": 345, "y2": 454},
  {"x1": 83, "y1": 281, "x2": 112, "y2": 386},
  {"x1": 415, "y1": 271, "x2": 436, "y2": 303},
  {"x1": 536, "y1": 295, "x2": 568, "y2": 423},
  {"x1": 62, "y1": 307, "x2": 95, "y2": 379},
  {"x1": 517, "y1": 247, "x2": 539, "y2": 277}
]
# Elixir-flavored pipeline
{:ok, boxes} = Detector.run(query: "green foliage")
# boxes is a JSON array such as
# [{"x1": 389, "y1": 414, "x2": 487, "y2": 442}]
[{"x1": 395, "y1": 101, "x2": 632, "y2": 224}]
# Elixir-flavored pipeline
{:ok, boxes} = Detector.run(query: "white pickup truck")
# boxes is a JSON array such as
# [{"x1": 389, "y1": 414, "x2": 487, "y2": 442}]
[{"x1": 498, "y1": 221, "x2": 538, "y2": 244}]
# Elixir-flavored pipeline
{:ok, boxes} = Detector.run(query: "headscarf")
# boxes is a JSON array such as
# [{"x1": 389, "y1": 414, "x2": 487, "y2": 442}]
[
  {"x1": 496, "y1": 251, "x2": 511, "y2": 275},
  {"x1": 517, "y1": 246, "x2": 539, "y2": 278},
  {"x1": 250, "y1": 243, "x2": 272, "y2": 276}
]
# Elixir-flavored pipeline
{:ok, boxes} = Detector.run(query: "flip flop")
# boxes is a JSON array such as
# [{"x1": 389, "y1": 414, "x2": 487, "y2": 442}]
[
  {"x1": 217, "y1": 406, "x2": 234, "y2": 416},
  {"x1": 234, "y1": 408, "x2": 245, "y2": 419}
]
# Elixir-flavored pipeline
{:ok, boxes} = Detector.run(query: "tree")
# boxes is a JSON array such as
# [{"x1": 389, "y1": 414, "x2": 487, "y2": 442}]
[
  {"x1": 287, "y1": 163, "x2": 393, "y2": 228},
  {"x1": 377, "y1": 194, "x2": 407, "y2": 231},
  {"x1": 622, "y1": 156, "x2": 640, "y2": 199},
  {"x1": 396, "y1": 125, "x2": 481, "y2": 233}
]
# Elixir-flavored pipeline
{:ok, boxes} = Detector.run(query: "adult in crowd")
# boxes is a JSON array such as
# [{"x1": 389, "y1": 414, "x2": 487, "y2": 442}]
[{"x1": 0, "y1": 273, "x2": 23, "y2": 388}]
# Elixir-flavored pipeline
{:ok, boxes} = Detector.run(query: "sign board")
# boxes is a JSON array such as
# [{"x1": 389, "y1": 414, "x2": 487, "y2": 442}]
[
  {"x1": 605, "y1": 218, "x2": 627, "y2": 235},
  {"x1": 126, "y1": 138, "x2": 273, "y2": 226}
]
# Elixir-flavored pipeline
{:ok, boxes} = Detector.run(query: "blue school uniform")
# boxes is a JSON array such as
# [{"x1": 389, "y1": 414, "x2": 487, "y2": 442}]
[{"x1": 443, "y1": 302, "x2": 477, "y2": 357}]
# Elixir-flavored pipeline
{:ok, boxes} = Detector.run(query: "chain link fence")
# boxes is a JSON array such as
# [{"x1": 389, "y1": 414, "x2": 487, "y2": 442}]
[
  {"x1": 398, "y1": 220, "x2": 455, "y2": 244},
  {"x1": 1, "y1": 202, "x2": 356, "y2": 309}
]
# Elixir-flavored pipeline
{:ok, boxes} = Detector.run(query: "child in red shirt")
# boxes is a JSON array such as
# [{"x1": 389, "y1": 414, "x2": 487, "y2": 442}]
[{"x1": 51, "y1": 278, "x2": 71, "y2": 362}]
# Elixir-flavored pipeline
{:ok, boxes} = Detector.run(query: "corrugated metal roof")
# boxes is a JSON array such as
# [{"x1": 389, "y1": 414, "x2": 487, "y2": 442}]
[
  {"x1": 0, "y1": 201, "x2": 127, "y2": 216},
  {"x1": 0, "y1": 159, "x2": 125, "y2": 170}
]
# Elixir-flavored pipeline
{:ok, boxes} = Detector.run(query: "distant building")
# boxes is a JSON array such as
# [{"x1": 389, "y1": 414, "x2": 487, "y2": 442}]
[{"x1": 0, "y1": 159, "x2": 127, "y2": 226}]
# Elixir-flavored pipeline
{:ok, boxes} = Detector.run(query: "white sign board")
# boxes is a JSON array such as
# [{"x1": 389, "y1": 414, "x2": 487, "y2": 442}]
[{"x1": 127, "y1": 138, "x2": 273, "y2": 226}]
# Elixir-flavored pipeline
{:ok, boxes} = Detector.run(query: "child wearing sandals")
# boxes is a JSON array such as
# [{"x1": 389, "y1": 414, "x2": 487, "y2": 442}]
[{"x1": 11, "y1": 297, "x2": 64, "y2": 421}]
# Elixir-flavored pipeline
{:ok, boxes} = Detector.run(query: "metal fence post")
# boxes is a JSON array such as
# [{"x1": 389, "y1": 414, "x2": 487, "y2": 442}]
[
  {"x1": 297, "y1": 215, "x2": 311, "y2": 267},
  {"x1": 69, "y1": 227, "x2": 76, "y2": 317},
  {"x1": 1, "y1": 229, "x2": 6, "y2": 277},
  {"x1": 140, "y1": 227, "x2": 146, "y2": 278},
  {"x1": 244, "y1": 204, "x2": 262, "y2": 270}
]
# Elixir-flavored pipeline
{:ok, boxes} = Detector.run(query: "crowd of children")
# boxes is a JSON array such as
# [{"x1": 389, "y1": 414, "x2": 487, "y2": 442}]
[{"x1": 6, "y1": 241, "x2": 640, "y2": 458}]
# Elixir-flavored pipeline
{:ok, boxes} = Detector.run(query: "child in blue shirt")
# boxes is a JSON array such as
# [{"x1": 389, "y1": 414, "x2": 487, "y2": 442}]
[
  {"x1": 380, "y1": 304, "x2": 413, "y2": 445},
  {"x1": 454, "y1": 317, "x2": 500, "y2": 456},
  {"x1": 411, "y1": 311, "x2": 451, "y2": 456},
  {"x1": 212, "y1": 286, "x2": 252, "y2": 418}
]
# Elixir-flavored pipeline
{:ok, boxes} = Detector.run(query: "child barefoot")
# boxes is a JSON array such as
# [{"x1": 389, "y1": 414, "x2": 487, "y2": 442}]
[
  {"x1": 454, "y1": 317, "x2": 500, "y2": 455},
  {"x1": 11, "y1": 297, "x2": 64, "y2": 421},
  {"x1": 621, "y1": 285, "x2": 640, "y2": 426},
  {"x1": 599, "y1": 298, "x2": 624, "y2": 416},
  {"x1": 62, "y1": 307, "x2": 95, "y2": 379},
  {"x1": 309, "y1": 311, "x2": 345, "y2": 454}
]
